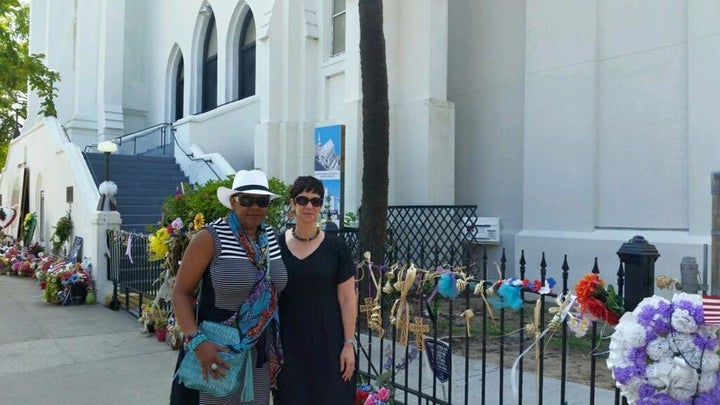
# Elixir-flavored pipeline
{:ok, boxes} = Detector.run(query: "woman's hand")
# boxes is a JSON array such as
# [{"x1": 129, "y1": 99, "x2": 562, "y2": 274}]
[
  {"x1": 340, "y1": 343, "x2": 355, "y2": 381},
  {"x1": 195, "y1": 341, "x2": 231, "y2": 381}
]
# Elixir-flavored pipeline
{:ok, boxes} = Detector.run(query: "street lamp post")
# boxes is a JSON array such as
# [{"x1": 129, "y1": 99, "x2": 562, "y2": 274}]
[
  {"x1": 96, "y1": 141, "x2": 118, "y2": 211},
  {"x1": 11, "y1": 103, "x2": 21, "y2": 139}
]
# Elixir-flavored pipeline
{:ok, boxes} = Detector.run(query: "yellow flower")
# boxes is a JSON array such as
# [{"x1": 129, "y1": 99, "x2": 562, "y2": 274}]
[
  {"x1": 148, "y1": 228, "x2": 171, "y2": 261},
  {"x1": 193, "y1": 213, "x2": 205, "y2": 231}
]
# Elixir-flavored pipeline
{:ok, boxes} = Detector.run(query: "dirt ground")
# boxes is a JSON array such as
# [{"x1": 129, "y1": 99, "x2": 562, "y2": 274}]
[
  {"x1": 445, "y1": 300, "x2": 618, "y2": 391},
  {"x1": 457, "y1": 320, "x2": 617, "y2": 391},
  {"x1": 360, "y1": 296, "x2": 618, "y2": 391}
]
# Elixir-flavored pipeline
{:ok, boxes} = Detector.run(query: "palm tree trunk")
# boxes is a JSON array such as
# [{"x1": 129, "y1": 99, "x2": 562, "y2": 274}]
[{"x1": 358, "y1": 0, "x2": 389, "y2": 264}]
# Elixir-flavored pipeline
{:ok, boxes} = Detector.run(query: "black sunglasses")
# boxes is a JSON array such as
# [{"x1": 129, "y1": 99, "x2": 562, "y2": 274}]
[
  {"x1": 294, "y1": 196, "x2": 323, "y2": 208},
  {"x1": 233, "y1": 195, "x2": 271, "y2": 208}
]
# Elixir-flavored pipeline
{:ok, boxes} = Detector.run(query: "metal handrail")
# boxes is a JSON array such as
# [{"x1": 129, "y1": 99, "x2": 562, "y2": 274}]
[
  {"x1": 170, "y1": 130, "x2": 222, "y2": 180},
  {"x1": 83, "y1": 122, "x2": 173, "y2": 154},
  {"x1": 81, "y1": 122, "x2": 222, "y2": 180}
]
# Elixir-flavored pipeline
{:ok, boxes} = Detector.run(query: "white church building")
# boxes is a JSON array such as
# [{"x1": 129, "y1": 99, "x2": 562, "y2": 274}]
[{"x1": 2, "y1": 0, "x2": 719, "y2": 295}]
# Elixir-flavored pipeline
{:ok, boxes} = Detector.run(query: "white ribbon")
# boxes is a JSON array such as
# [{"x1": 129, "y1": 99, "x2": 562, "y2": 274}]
[
  {"x1": 511, "y1": 294, "x2": 577, "y2": 399},
  {"x1": 125, "y1": 234, "x2": 134, "y2": 264}
]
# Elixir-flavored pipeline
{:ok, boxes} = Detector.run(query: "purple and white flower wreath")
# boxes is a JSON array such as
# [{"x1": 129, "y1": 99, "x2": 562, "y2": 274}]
[{"x1": 607, "y1": 293, "x2": 720, "y2": 404}]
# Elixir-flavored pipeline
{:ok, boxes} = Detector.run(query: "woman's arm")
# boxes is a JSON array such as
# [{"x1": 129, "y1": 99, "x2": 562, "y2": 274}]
[
  {"x1": 338, "y1": 276, "x2": 357, "y2": 381},
  {"x1": 171, "y1": 229, "x2": 229, "y2": 380},
  {"x1": 172, "y1": 229, "x2": 213, "y2": 336}
]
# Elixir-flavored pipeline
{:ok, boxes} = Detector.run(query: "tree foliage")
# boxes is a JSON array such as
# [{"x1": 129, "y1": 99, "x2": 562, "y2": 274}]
[
  {"x1": 358, "y1": 0, "x2": 390, "y2": 263},
  {"x1": 158, "y1": 175, "x2": 291, "y2": 232},
  {"x1": 0, "y1": 0, "x2": 60, "y2": 167}
]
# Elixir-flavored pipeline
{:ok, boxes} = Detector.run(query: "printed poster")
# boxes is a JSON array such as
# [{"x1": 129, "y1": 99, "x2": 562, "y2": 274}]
[{"x1": 314, "y1": 125, "x2": 345, "y2": 227}]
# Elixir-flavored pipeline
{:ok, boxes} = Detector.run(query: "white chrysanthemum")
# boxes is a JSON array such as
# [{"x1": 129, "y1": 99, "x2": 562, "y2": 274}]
[
  {"x1": 667, "y1": 357, "x2": 699, "y2": 400},
  {"x1": 673, "y1": 292, "x2": 703, "y2": 307},
  {"x1": 633, "y1": 295, "x2": 670, "y2": 316},
  {"x1": 622, "y1": 322, "x2": 647, "y2": 348},
  {"x1": 670, "y1": 333, "x2": 696, "y2": 354},
  {"x1": 645, "y1": 360, "x2": 673, "y2": 388},
  {"x1": 618, "y1": 376, "x2": 643, "y2": 403},
  {"x1": 672, "y1": 308, "x2": 698, "y2": 334},
  {"x1": 699, "y1": 371, "x2": 718, "y2": 393},
  {"x1": 701, "y1": 351, "x2": 720, "y2": 372},
  {"x1": 646, "y1": 337, "x2": 672, "y2": 362}
]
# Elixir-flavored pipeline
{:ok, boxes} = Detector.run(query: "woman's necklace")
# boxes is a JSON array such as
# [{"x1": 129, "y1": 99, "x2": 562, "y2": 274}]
[{"x1": 292, "y1": 226, "x2": 320, "y2": 242}]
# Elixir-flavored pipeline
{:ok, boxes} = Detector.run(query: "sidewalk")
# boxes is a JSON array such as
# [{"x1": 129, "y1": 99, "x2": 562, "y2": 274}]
[
  {"x1": 357, "y1": 335, "x2": 618, "y2": 405},
  {"x1": 0, "y1": 276, "x2": 177, "y2": 404},
  {"x1": 0, "y1": 274, "x2": 617, "y2": 404}
]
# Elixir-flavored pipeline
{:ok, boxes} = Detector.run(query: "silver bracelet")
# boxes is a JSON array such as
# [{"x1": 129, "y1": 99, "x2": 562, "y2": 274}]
[{"x1": 343, "y1": 338, "x2": 354, "y2": 346}]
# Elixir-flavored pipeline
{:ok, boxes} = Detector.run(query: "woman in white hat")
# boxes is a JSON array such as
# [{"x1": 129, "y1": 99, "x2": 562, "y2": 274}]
[{"x1": 171, "y1": 169, "x2": 288, "y2": 405}]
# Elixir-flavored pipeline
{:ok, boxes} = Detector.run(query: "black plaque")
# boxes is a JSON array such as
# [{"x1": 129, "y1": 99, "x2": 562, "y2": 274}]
[{"x1": 425, "y1": 337, "x2": 451, "y2": 383}]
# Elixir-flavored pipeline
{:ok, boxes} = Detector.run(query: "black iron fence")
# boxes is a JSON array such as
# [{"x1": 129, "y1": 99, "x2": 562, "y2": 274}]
[
  {"x1": 104, "y1": 205, "x2": 634, "y2": 404},
  {"x1": 356, "y1": 248, "x2": 625, "y2": 405},
  {"x1": 106, "y1": 230, "x2": 164, "y2": 316}
]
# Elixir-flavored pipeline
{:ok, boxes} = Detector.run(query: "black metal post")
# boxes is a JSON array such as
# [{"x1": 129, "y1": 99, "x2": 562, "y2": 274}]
[
  {"x1": 617, "y1": 235, "x2": 660, "y2": 312},
  {"x1": 104, "y1": 151, "x2": 111, "y2": 183}
]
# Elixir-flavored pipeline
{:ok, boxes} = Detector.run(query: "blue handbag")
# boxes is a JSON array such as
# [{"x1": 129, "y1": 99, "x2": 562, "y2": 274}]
[{"x1": 175, "y1": 321, "x2": 253, "y2": 399}]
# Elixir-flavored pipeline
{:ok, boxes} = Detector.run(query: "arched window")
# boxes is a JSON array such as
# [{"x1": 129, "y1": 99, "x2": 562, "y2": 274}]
[
  {"x1": 175, "y1": 55, "x2": 184, "y2": 121},
  {"x1": 202, "y1": 15, "x2": 218, "y2": 112},
  {"x1": 238, "y1": 11, "x2": 255, "y2": 99}
]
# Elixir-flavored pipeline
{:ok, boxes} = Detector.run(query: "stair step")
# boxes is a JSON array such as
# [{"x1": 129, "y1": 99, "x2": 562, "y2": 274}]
[
  {"x1": 115, "y1": 196, "x2": 167, "y2": 206},
  {"x1": 84, "y1": 151, "x2": 189, "y2": 232}
]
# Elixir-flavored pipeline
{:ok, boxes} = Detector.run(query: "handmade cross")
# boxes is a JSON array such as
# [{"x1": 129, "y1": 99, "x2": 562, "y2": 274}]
[
  {"x1": 398, "y1": 312, "x2": 410, "y2": 346},
  {"x1": 360, "y1": 297, "x2": 374, "y2": 326},
  {"x1": 408, "y1": 316, "x2": 430, "y2": 351}
]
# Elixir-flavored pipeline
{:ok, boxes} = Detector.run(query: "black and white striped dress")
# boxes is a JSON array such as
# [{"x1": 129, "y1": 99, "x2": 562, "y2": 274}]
[{"x1": 196, "y1": 218, "x2": 287, "y2": 405}]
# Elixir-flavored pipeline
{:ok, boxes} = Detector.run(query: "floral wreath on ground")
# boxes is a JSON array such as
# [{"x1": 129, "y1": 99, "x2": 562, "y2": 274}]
[{"x1": 607, "y1": 292, "x2": 720, "y2": 404}]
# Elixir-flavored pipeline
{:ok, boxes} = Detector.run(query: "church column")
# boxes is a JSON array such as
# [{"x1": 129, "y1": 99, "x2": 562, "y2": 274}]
[
  {"x1": 385, "y1": 0, "x2": 455, "y2": 205},
  {"x1": 96, "y1": 0, "x2": 126, "y2": 140},
  {"x1": 255, "y1": 0, "x2": 319, "y2": 181},
  {"x1": 65, "y1": 0, "x2": 102, "y2": 146}
]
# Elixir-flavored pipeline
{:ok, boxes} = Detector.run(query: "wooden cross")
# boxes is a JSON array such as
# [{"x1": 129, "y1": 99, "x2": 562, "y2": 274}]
[
  {"x1": 360, "y1": 298, "x2": 374, "y2": 326},
  {"x1": 408, "y1": 316, "x2": 430, "y2": 351}
]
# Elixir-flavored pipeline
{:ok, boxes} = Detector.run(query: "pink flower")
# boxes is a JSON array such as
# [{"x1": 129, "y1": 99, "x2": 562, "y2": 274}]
[
  {"x1": 376, "y1": 388, "x2": 390, "y2": 401},
  {"x1": 364, "y1": 398, "x2": 376, "y2": 405},
  {"x1": 171, "y1": 217, "x2": 184, "y2": 231}
]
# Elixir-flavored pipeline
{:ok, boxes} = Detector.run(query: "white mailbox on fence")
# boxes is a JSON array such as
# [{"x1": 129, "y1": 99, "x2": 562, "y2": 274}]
[{"x1": 462, "y1": 216, "x2": 501, "y2": 244}]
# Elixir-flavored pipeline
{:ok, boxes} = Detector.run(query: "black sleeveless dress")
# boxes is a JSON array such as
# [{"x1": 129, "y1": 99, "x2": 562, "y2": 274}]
[{"x1": 274, "y1": 233, "x2": 356, "y2": 404}]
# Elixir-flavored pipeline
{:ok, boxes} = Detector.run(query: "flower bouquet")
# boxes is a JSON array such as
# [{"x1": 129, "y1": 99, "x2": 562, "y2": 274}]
[
  {"x1": 574, "y1": 272, "x2": 624, "y2": 326},
  {"x1": 356, "y1": 383, "x2": 393, "y2": 405},
  {"x1": 607, "y1": 293, "x2": 720, "y2": 404},
  {"x1": 148, "y1": 215, "x2": 204, "y2": 276},
  {"x1": 51, "y1": 213, "x2": 73, "y2": 254}
]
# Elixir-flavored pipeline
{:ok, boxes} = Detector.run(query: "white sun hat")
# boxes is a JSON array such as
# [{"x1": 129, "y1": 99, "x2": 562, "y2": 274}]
[{"x1": 216, "y1": 169, "x2": 279, "y2": 209}]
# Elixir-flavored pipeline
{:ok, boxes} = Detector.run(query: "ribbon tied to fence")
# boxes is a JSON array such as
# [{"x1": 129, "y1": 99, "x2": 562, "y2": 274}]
[{"x1": 511, "y1": 293, "x2": 577, "y2": 400}]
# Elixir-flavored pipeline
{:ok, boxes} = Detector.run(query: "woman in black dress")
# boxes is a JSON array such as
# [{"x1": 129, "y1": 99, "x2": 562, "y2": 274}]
[{"x1": 274, "y1": 176, "x2": 357, "y2": 404}]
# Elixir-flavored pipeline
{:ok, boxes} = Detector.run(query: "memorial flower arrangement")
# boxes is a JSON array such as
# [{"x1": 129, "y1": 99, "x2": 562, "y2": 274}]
[
  {"x1": 50, "y1": 213, "x2": 73, "y2": 254},
  {"x1": 574, "y1": 272, "x2": 624, "y2": 326},
  {"x1": 355, "y1": 383, "x2": 392, "y2": 405},
  {"x1": 607, "y1": 293, "x2": 720, "y2": 404},
  {"x1": 148, "y1": 215, "x2": 204, "y2": 275}
]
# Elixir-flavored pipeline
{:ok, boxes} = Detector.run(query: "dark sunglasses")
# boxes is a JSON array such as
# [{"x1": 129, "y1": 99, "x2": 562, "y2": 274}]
[
  {"x1": 233, "y1": 195, "x2": 271, "y2": 208},
  {"x1": 294, "y1": 196, "x2": 323, "y2": 208}
]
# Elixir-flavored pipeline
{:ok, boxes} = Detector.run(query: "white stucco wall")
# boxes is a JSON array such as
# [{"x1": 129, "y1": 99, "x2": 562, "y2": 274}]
[{"x1": 27, "y1": 0, "x2": 720, "y2": 292}]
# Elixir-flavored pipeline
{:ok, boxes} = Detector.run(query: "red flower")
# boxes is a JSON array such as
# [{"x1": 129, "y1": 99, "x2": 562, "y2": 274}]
[
  {"x1": 585, "y1": 296, "x2": 620, "y2": 326},
  {"x1": 355, "y1": 390, "x2": 369, "y2": 405}
]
